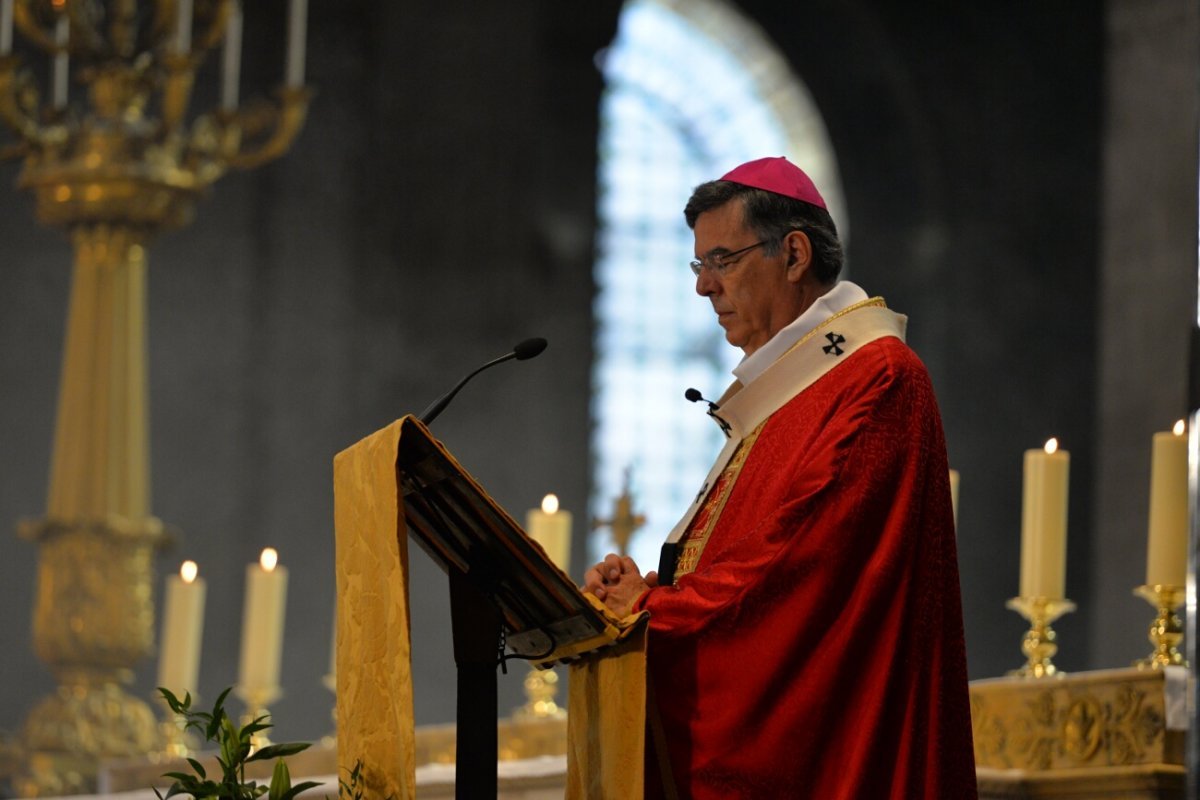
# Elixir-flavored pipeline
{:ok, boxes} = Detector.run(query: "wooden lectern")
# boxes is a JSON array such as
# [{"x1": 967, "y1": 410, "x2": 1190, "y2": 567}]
[{"x1": 334, "y1": 416, "x2": 643, "y2": 799}]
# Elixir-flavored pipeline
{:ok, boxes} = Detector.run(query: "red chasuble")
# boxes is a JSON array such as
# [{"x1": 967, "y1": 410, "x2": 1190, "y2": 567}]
[{"x1": 633, "y1": 313, "x2": 977, "y2": 799}]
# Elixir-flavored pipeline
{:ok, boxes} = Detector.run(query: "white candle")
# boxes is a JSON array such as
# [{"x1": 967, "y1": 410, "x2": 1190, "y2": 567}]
[
  {"x1": 285, "y1": 0, "x2": 307, "y2": 88},
  {"x1": 526, "y1": 494, "x2": 572, "y2": 572},
  {"x1": 220, "y1": 2, "x2": 242, "y2": 111},
  {"x1": 237, "y1": 547, "x2": 289, "y2": 696},
  {"x1": 1019, "y1": 438, "x2": 1070, "y2": 599},
  {"x1": 174, "y1": 0, "x2": 193, "y2": 54},
  {"x1": 1146, "y1": 420, "x2": 1188, "y2": 586},
  {"x1": 157, "y1": 560, "x2": 207, "y2": 697},
  {"x1": 51, "y1": 14, "x2": 67, "y2": 109},
  {"x1": 1, "y1": 0, "x2": 14, "y2": 57},
  {"x1": 948, "y1": 468, "x2": 960, "y2": 531}
]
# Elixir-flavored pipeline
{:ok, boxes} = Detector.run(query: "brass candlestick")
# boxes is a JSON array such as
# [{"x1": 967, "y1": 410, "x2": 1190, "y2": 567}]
[
  {"x1": 1133, "y1": 584, "x2": 1187, "y2": 669},
  {"x1": 2, "y1": 1, "x2": 308, "y2": 793},
  {"x1": 1006, "y1": 596, "x2": 1075, "y2": 679},
  {"x1": 157, "y1": 693, "x2": 194, "y2": 759},
  {"x1": 235, "y1": 686, "x2": 280, "y2": 753},
  {"x1": 320, "y1": 671, "x2": 336, "y2": 747},
  {"x1": 513, "y1": 666, "x2": 566, "y2": 721}
]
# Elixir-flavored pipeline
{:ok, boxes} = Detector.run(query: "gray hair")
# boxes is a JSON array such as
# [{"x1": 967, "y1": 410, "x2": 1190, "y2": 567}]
[{"x1": 683, "y1": 181, "x2": 844, "y2": 284}]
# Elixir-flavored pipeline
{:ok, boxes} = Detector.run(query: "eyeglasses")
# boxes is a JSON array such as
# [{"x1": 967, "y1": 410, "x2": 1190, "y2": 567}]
[{"x1": 689, "y1": 240, "x2": 769, "y2": 276}]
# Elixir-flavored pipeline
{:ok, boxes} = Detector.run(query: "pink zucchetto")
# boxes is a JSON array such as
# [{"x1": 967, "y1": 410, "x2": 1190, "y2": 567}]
[{"x1": 720, "y1": 156, "x2": 827, "y2": 211}]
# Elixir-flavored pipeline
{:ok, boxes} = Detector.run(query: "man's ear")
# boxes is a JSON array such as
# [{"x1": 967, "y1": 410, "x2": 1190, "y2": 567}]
[{"x1": 784, "y1": 230, "x2": 813, "y2": 283}]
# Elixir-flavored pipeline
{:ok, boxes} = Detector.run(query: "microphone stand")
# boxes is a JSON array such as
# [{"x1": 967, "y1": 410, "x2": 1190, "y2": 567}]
[{"x1": 419, "y1": 338, "x2": 547, "y2": 426}]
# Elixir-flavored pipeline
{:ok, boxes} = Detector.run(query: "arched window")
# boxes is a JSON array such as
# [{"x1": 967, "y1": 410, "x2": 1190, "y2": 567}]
[{"x1": 590, "y1": 0, "x2": 846, "y2": 570}]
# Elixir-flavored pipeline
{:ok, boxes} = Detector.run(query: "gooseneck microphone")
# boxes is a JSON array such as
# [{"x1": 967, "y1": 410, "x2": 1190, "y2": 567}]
[
  {"x1": 685, "y1": 387, "x2": 731, "y2": 436},
  {"x1": 419, "y1": 337, "x2": 548, "y2": 426}
]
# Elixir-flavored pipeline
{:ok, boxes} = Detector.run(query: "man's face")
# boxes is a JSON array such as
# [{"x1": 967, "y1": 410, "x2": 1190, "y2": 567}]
[{"x1": 692, "y1": 200, "x2": 795, "y2": 356}]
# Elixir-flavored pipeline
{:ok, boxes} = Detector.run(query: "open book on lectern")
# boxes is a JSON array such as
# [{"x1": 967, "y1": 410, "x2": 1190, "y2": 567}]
[{"x1": 395, "y1": 414, "x2": 633, "y2": 666}]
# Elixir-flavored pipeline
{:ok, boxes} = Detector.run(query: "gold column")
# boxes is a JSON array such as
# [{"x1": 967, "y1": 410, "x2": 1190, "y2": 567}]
[
  {"x1": 1, "y1": 1, "x2": 309, "y2": 794},
  {"x1": 48, "y1": 226, "x2": 151, "y2": 522},
  {"x1": 13, "y1": 226, "x2": 165, "y2": 796}
]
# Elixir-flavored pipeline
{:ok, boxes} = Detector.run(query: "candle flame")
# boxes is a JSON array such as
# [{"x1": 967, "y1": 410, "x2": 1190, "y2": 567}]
[
  {"x1": 180, "y1": 560, "x2": 198, "y2": 583},
  {"x1": 1174, "y1": 419, "x2": 1186, "y2": 436},
  {"x1": 260, "y1": 547, "x2": 279, "y2": 572},
  {"x1": 1044, "y1": 438, "x2": 1058, "y2": 454},
  {"x1": 541, "y1": 494, "x2": 559, "y2": 514}
]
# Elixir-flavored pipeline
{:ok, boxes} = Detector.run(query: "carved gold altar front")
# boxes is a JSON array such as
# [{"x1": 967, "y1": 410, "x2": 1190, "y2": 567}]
[{"x1": 970, "y1": 668, "x2": 1185, "y2": 799}]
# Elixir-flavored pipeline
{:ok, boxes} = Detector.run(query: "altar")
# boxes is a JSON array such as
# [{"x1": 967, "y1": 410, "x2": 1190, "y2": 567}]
[
  {"x1": 970, "y1": 667, "x2": 1187, "y2": 799},
  {"x1": 67, "y1": 667, "x2": 1185, "y2": 800}
]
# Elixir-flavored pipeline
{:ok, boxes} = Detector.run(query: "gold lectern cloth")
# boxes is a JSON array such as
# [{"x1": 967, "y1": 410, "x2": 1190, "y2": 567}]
[
  {"x1": 334, "y1": 418, "x2": 651, "y2": 799},
  {"x1": 567, "y1": 599, "x2": 650, "y2": 800},
  {"x1": 333, "y1": 420, "x2": 416, "y2": 800}
]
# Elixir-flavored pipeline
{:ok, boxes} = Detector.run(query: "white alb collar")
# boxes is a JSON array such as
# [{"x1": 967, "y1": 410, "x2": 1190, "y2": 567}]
[{"x1": 732, "y1": 280, "x2": 870, "y2": 386}]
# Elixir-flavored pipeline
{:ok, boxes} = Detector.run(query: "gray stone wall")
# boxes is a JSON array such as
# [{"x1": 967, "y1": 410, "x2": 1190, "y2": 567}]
[{"x1": 1092, "y1": 0, "x2": 1199, "y2": 671}]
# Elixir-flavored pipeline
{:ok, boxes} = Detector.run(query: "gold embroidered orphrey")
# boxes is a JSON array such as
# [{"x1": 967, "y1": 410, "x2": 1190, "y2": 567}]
[{"x1": 673, "y1": 423, "x2": 764, "y2": 580}]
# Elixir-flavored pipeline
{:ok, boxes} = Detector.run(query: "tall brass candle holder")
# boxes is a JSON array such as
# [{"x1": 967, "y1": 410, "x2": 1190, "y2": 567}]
[
  {"x1": 320, "y1": 670, "x2": 336, "y2": 747},
  {"x1": 235, "y1": 686, "x2": 280, "y2": 753},
  {"x1": 157, "y1": 693, "x2": 193, "y2": 759},
  {"x1": 1132, "y1": 584, "x2": 1187, "y2": 669},
  {"x1": 1006, "y1": 596, "x2": 1075, "y2": 679},
  {"x1": 1, "y1": 1, "x2": 308, "y2": 793}
]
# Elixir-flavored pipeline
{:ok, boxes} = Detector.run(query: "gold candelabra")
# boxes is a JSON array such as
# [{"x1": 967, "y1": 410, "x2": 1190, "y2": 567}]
[
  {"x1": 1006, "y1": 596, "x2": 1075, "y2": 679},
  {"x1": 1133, "y1": 584, "x2": 1187, "y2": 670},
  {"x1": 2, "y1": 1, "x2": 309, "y2": 794}
]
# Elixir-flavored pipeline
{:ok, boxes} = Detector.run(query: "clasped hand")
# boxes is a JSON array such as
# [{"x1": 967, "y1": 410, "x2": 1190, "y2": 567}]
[{"x1": 582, "y1": 553, "x2": 659, "y2": 617}]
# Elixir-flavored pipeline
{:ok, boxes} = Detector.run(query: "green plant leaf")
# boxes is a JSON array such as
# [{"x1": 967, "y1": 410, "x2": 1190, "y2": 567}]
[
  {"x1": 150, "y1": 686, "x2": 315, "y2": 800},
  {"x1": 157, "y1": 687, "x2": 189, "y2": 714},
  {"x1": 241, "y1": 714, "x2": 274, "y2": 740},
  {"x1": 221, "y1": 716, "x2": 246, "y2": 765},
  {"x1": 247, "y1": 742, "x2": 311, "y2": 762},
  {"x1": 268, "y1": 758, "x2": 290, "y2": 800},
  {"x1": 206, "y1": 687, "x2": 233, "y2": 739},
  {"x1": 242, "y1": 721, "x2": 273, "y2": 740},
  {"x1": 278, "y1": 780, "x2": 323, "y2": 800},
  {"x1": 188, "y1": 780, "x2": 223, "y2": 797}
]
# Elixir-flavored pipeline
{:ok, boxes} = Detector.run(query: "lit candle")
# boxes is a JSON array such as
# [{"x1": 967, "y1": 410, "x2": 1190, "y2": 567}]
[
  {"x1": 1019, "y1": 438, "x2": 1070, "y2": 599},
  {"x1": 948, "y1": 468, "x2": 960, "y2": 531},
  {"x1": 285, "y1": 0, "x2": 307, "y2": 88},
  {"x1": 1, "y1": 0, "x2": 14, "y2": 57},
  {"x1": 526, "y1": 494, "x2": 572, "y2": 572},
  {"x1": 220, "y1": 2, "x2": 242, "y2": 111},
  {"x1": 237, "y1": 547, "x2": 289, "y2": 696},
  {"x1": 51, "y1": 14, "x2": 68, "y2": 109},
  {"x1": 174, "y1": 0, "x2": 193, "y2": 54},
  {"x1": 1146, "y1": 420, "x2": 1188, "y2": 587},
  {"x1": 157, "y1": 560, "x2": 207, "y2": 697}
]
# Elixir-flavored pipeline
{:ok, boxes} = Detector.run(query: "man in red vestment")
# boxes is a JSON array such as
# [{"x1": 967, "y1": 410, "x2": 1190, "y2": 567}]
[{"x1": 584, "y1": 157, "x2": 977, "y2": 799}]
